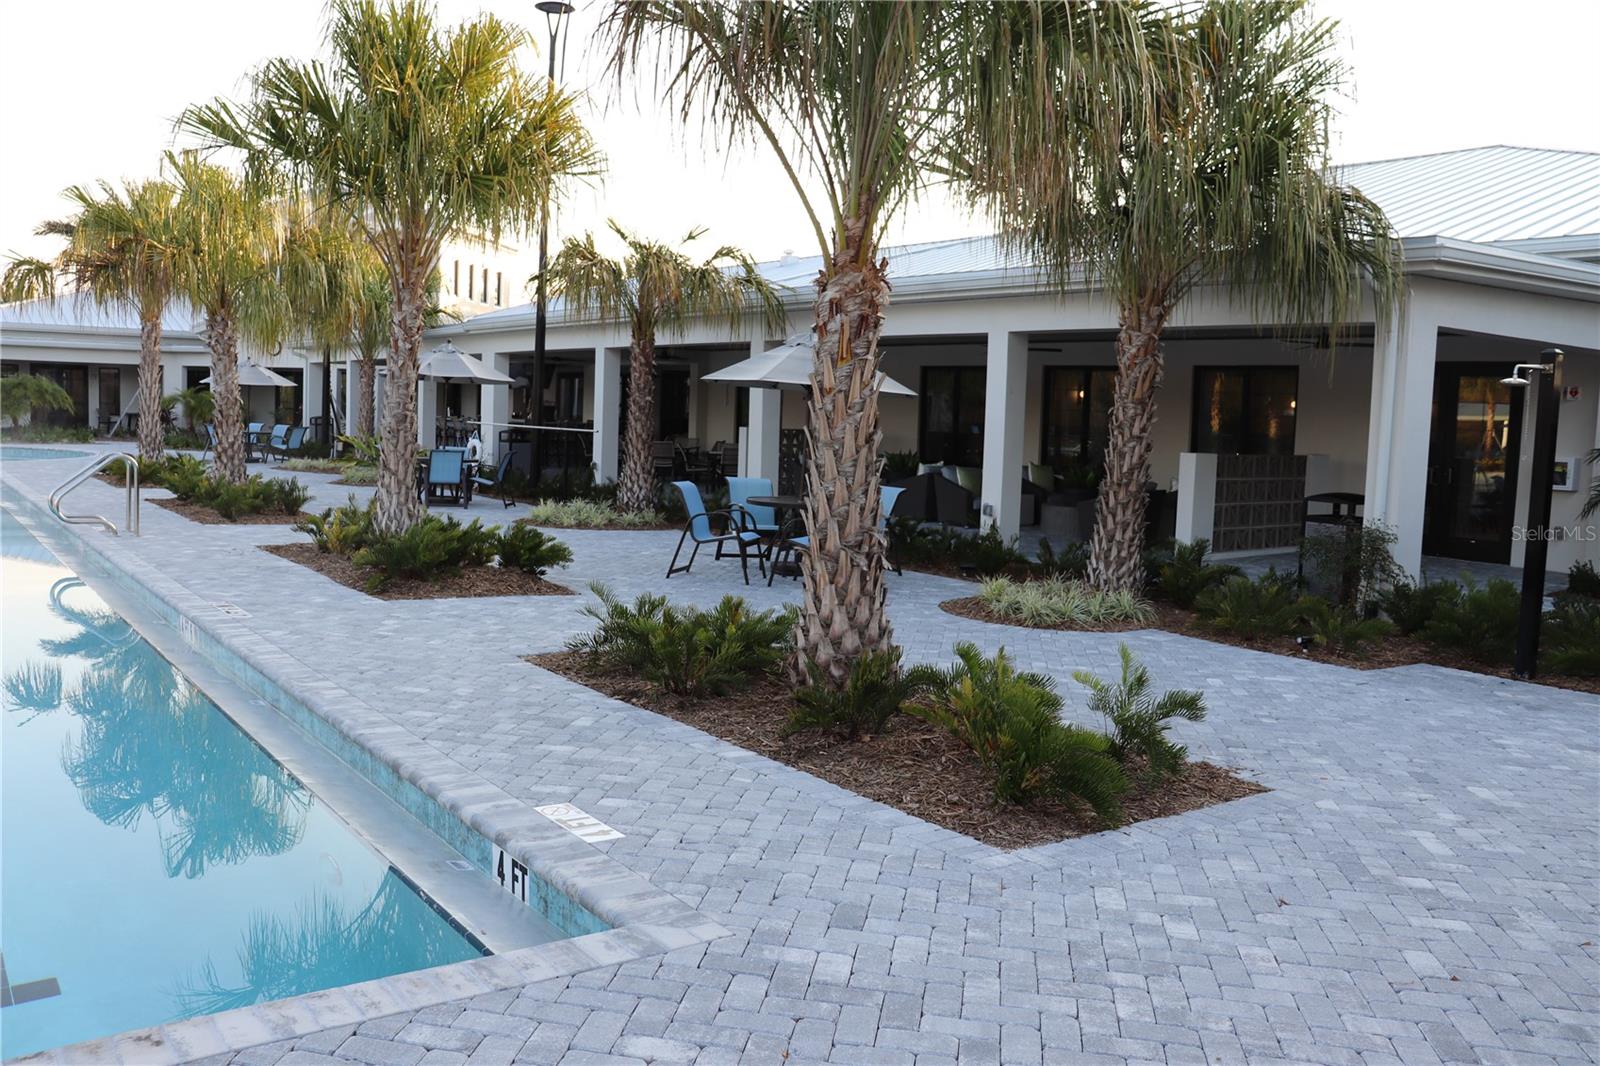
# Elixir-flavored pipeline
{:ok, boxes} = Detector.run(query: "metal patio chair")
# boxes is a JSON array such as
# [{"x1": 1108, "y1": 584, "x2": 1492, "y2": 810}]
[{"x1": 667, "y1": 480, "x2": 765, "y2": 585}]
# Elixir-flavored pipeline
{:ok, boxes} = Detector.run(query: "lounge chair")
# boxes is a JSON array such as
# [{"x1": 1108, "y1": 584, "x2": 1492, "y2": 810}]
[
  {"x1": 471, "y1": 452, "x2": 517, "y2": 508},
  {"x1": 269, "y1": 425, "x2": 306, "y2": 461},
  {"x1": 725, "y1": 476, "x2": 780, "y2": 535},
  {"x1": 667, "y1": 480, "x2": 764, "y2": 584},
  {"x1": 423, "y1": 447, "x2": 468, "y2": 507}
]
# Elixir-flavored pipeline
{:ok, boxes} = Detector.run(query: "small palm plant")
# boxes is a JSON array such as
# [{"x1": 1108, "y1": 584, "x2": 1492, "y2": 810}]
[
  {"x1": 1073, "y1": 645, "x2": 1205, "y2": 780},
  {"x1": 784, "y1": 649, "x2": 941, "y2": 740}
]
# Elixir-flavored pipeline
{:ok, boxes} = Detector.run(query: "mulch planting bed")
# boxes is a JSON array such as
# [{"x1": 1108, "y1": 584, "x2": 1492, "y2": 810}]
[
  {"x1": 150, "y1": 497, "x2": 305, "y2": 525},
  {"x1": 942, "y1": 595, "x2": 1600, "y2": 695},
  {"x1": 262, "y1": 542, "x2": 574, "y2": 601},
  {"x1": 528, "y1": 650, "x2": 1267, "y2": 850}
]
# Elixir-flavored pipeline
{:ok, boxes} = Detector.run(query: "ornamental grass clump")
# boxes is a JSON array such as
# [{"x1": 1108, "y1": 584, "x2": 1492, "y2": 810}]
[
  {"x1": 525, "y1": 498, "x2": 663, "y2": 529},
  {"x1": 978, "y1": 576, "x2": 1153, "y2": 628}
]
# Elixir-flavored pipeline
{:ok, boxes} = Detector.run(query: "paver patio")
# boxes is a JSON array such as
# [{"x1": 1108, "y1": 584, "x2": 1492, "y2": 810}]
[{"x1": 5, "y1": 450, "x2": 1597, "y2": 1066}]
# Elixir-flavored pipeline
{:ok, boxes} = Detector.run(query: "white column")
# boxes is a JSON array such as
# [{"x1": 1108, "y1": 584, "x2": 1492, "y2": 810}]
[
  {"x1": 1362, "y1": 295, "x2": 1437, "y2": 579},
  {"x1": 85, "y1": 367, "x2": 100, "y2": 435},
  {"x1": 1174, "y1": 452, "x2": 1218, "y2": 544},
  {"x1": 416, "y1": 377, "x2": 437, "y2": 447},
  {"x1": 592, "y1": 345, "x2": 624, "y2": 482},
  {"x1": 344, "y1": 359, "x2": 359, "y2": 435},
  {"x1": 746, "y1": 388, "x2": 782, "y2": 481},
  {"x1": 302, "y1": 355, "x2": 325, "y2": 433},
  {"x1": 481, "y1": 352, "x2": 512, "y2": 462},
  {"x1": 980, "y1": 330, "x2": 1029, "y2": 539}
]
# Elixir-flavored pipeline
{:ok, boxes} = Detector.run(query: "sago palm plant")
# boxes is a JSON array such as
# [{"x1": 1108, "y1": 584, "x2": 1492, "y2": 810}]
[
  {"x1": 539, "y1": 222, "x2": 786, "y2": 513},
  {"x1": 183, "y1": 0, "x2": 602, "y2": 534}
]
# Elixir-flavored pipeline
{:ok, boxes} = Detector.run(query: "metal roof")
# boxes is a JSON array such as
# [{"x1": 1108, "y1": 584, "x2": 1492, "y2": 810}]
[
  {"x1": 0, "y1": 292, "x2": 204, "y2": 334},
  {"x1": 1337, "y1": 145, "x2": 1600, "y2": 244}
]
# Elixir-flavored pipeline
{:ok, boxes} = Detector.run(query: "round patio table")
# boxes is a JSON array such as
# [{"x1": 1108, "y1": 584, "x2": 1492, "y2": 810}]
[{"x1": 748, "y1": 495, "x2": 805, "y2": 577}]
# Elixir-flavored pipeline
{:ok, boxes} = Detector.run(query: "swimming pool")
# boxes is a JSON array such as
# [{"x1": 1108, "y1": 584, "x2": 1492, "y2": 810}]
[
  {"x1": 0, "y1": 445, "x2": 90, "y2": 463},
  {"x1": 0, "y1": 510, "x2": 486, "y2": 1058}
]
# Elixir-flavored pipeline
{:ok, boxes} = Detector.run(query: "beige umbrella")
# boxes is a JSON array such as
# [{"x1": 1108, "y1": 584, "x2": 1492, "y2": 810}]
[
  {"x1": 702, "y1": 333, "x2": 916, "y2": 395},
  {"x1": 419, "y1": 341, "x2": 514, "y2": 384},
  {"x1": 202, "y1": 361, "x2": 295, "y2": 388}
]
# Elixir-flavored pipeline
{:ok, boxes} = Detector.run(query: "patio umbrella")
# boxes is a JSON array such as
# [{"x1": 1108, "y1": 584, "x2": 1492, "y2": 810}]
[
  {"x1": 888, "y1": 470, "x2": 977, "y2": 526},
  {"x1": 702, "y1": 332, "x2": 916, "y2": 396},
  {"x1": 418, "y1": 341, "x2": 514, "y2": 384},
  {"x1": 202, "y1": 361, "x2": 295, "y2": 388}
]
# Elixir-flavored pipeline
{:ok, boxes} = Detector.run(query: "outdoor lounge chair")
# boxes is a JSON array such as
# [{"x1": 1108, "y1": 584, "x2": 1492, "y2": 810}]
[
  {"x1": 269, "y1": 425, "x2": 306, "y2": 461},
  {"x1": 725, "y1": 476, "x2": 780, "y2": 535},
  {"x1": 667, "y1": 480, "x2": 765, "y2": 584},
  {"x1": 471, "y1": 452, "x2": 517, "y2": 508},
  {"x1": 423, "y1": 447, "x2": 468, "y2": 507}
]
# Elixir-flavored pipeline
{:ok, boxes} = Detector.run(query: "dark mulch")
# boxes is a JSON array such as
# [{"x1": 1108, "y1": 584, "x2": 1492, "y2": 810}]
[
  {"x1": 150, "y1": 497, "x2": 305, "y2": 525},
  {"x1": 262, "y1": 542, "x2": 574, "y2": 601},
  {"x1": 528, "y1": 650, "x2": 1267, "y2": 850},
  {"x1": 943, "y1": 593, "x2": 1600, "y2": 695}
]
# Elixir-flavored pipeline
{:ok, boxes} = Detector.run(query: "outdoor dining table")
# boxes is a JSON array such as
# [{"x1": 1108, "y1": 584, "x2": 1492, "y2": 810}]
[{"x1": 748, "y1": 495, "x2": 805, "y2": 576}]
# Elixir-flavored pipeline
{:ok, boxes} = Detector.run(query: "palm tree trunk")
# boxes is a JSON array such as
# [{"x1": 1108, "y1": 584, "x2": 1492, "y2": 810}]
[
  {"x1": 375, "y1": 270, "x2": 427, "y2": 536},
  {"x1": 616, "y1": 337, "x2": 657, "y2": 512},
  {"x1": 137, "y1": 314, "x2": 164, "y2": 462},
  {"x1": 1089, "y1": 297, "x2": 1172, "y2": 593},
  {"x1": 202, "y1": 311, "x2": 247, "y2": 484},
  {"x1": 355, "y1": 354, "x2": 376, "y2": 438},
  {"x1": 795, "y1": 230, "x2": 894, "y2": 684}
]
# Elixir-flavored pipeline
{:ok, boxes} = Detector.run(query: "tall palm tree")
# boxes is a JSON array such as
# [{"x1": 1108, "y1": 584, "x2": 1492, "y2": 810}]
[
  {"x1": 168, "y1": 153, "x2": 290, "y2": 484},
  {"x1": 985, "y1": 0, "x2": 1403, "y2": 592},
  {"x1": 540, "y1": 222, "x2": 786, "y2": 512},
  {"x1": 605, "y1": 1, "x2": 1133, "y2": 682},
  {"x1": 181, "y1": 0, "x2": 602, "y2": 534},
  {"x1": 2, "y1": 180, "x2": 183, "y2": 460},
  {"x1": 278, "y1": 205, "x2": 365, "y2": 448}
]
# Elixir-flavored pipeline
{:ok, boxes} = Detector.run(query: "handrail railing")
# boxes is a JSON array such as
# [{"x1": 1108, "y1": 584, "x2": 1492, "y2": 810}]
[{"x1": 49, "y1": 452, "x2": 140, "y2": 536}]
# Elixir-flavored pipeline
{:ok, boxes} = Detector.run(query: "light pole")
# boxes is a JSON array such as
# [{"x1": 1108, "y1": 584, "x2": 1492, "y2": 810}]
[
  {"x1": 1501, "y1": 349, "x2": 1564, "y2": 678},
  {"x1": 531, "y1": 0, "x2": 574, "y2": 480}
]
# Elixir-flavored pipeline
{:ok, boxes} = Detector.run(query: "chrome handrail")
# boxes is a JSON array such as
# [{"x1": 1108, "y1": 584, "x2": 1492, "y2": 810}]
[{"x1": 49, "y1": 452, "x2": 140, "y2": 535}]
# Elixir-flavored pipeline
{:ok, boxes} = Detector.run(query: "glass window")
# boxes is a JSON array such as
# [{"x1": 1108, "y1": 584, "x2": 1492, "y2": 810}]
[
  {"x1": 918, "y1": 366, "x2": 985, "y2": 467},
  {"x1": 1041, "y1": 367, "x2": 1115, "y2": 473},
  {"x1": 1191, "y1": 367, "x2": 1298, "y2": 455}
]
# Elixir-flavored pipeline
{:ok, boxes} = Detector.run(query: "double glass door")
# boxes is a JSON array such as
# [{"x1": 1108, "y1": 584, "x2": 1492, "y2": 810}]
[{"x1": 1423, "y1": 364, "x2": 1522, "y2": 563}]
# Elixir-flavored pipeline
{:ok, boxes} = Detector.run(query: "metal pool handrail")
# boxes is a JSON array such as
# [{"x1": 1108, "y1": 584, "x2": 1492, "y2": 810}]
[{"x1": 49, "y1": 452, "x2": 140, "y2": 536}]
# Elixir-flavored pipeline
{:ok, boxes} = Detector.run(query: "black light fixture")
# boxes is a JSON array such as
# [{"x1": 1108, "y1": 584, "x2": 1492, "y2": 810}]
[
  {"x1": 1501, "y1": 349, "x2": 1564, "y2": 678},
  {"x1": 530, "y1": 0, "x2": 575, "y2": 474}
]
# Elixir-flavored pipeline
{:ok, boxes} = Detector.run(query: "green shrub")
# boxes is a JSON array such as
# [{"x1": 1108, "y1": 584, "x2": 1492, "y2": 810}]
[
  {"x1": 1072, "y1": 645, "x2": 1205, "y2": 780},
  {"x1": 280, "y1": 457, "x2": 353, "y2": 474},
  {"x1": 1377, "y1": 580, "x2": 1459, "y2": 635},
  {"x1": 525, "y1": 499, "x2": 662, "y2": 529},
  {"x1": 1034, "y1": 539, "x2": 1089, "y2": 580},
  {"x1": 978, "y1": 576, "x2": 1153, "y2": 628},
  {"x1": 159, "y1": 456, "x2": 212, "y2": 499},
  {"x1": 890, "y1": 524, "x2": 1030, "y2": 577},
  {"x1": 1298, "y1": 522, "x2": 1401, "y2": 611},
  {"x1": 1542, "y1": 595, "x2": 1600, "y2": 676},
  {"x1": 336, "y1": 433, "x2": 382, "y2": 464},
  {"x1": 914, "y1": 643, "x2": 1126, "y2": 820},
  {"x1": 784, "y1": 649, "x2": 938, "y2": 739},
  {"x1": 498, "y1": 524, "x2": 573, "y2": 577},
  {"x1": 569, "y1": 585, "x2": 795, "y2": 696},
  {"x1": 352, "y1": 515, "x2": 494, "y2": 590},
  {"x1": 1193, "y1": 572, "x2": 1303, "y2": 638},
  {"x1": 1564, "y1": 560, "x2": 1600, "y2": 600},
  {"x1": 296, "y1": 495, "x2": 375, "y2": 555},
  {"x1": 1153, "y1": 539, "x2": 1240, "y2": 608},
  {"x1": 0, "y1": 424, "x2": 95, "y2": 443},
  {"x1": 1420, "y1": 578, "x2": 1520, "y2": 664},
  {"x1": 881, "y1": 450, "x2": 921, "y2": 482},
  {"x1": 1299, "y1": 597, "x2": 1395, "y2": 658}
]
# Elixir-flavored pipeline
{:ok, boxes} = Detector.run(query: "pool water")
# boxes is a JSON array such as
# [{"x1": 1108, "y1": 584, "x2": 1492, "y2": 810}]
[
  {"x1": 0, "y1": 509, "x2": 483, "y2": 1058},
  {"x1": 0, "y1": 445, "x2": 90, "y2": 462}
]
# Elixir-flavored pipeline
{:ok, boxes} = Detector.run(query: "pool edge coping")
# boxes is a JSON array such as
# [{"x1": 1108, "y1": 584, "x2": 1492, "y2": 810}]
[{"x1": 1, "y1": 482, "x2": 728, "y2": 1066}]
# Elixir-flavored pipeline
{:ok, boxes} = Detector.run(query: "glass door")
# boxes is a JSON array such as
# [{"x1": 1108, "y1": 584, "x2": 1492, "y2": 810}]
[{"x1": 1423, "y1": 365, "x2": 1522, "y2": 563}]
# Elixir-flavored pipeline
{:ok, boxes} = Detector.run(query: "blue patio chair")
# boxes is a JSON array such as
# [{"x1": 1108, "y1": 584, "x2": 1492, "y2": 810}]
[
  {"x1": 726, "y1": 476, "x2": 780, "y2": 534},
  {"x1": 244, "y1": 422, "x2": 265, "y2": 462},
  {"x1": 424, "y1": 448, "x2": 468, "y2": 507},
  {"x1": 668, "y1": 480, "x2": 765, "y2": 584},
  {"x1": 882, "y1": 484, "x2": 905, "y2": 576},
  {"x1": 202, "y1": 423, "x2": 217, "y2": 461},
  {"x1": 270, "y1": 425, "x2": 306, "y2": 461},
  {"x1": 264, "y1": 424, "x2": 290, "y2": 459},
  {"x1": 471, "y1": 452, "x2": 517, "y2": 508},
  {"x1": 770, "y1": 484, "x2": 904, "y2": 586}
]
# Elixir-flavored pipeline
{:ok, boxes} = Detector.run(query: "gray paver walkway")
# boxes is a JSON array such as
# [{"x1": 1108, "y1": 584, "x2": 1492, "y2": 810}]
[{"x1": 4, "y1": 453, "x2": 1598, "y2": 1066}]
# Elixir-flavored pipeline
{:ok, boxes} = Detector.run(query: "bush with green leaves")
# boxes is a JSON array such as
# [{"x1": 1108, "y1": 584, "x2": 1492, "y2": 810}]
[
  {"x1": 569, "y1": 585, "x2": 795, "y2": 697},
  {"x1": 1153, "y1": 539, "x2": 1241, "y2": 608},
  {"x1": 1564, "y1": 559, "x2": 1600, "y2": 600},
  {"x1": 784, "y1": 648, "x2": 938, "y2": 739},
  {"x1": 497, "y1": 524, "x2": 573, "y2": 577},
  {"x1": 1034, "y1": 539, "x2": 1089, "y2": 580},
  {"x1": 296, "y1": 495, "x2": 376, "y2": 555},
  {"x1": 913, "y1": 643, "x2": 1126, "y2": 820},
  {"x1": 1072, "y1": 645, "x2": 1205, "y2": 780},
  {"x1": 977, "y1": 576, "x2": 1153, "y2": 628},
  {"x1": 0, "y1": 423, "x2": 95, "y2": 443},
  {"x1": 1541, "y1": 594, "x2": 1600, "y2": 676},
  {"x1": 1299, "y1": 521, "x2": 1401, "y2": 610},
  {"x1": 1377, "y1": 579, "x2": 1459, "y2": 635},
  {"x1": 1299, "y1": 597, "x2": 1396, "y2": 659},
  {"x1": 351, "y1": 515, "x2": 495, "y2": 591},
  {"x1": 336, "y1": 433, "x2": 382, "y2": 465},
  {"x1": 890, "y1": 523, "x2": 1031, "y2": 577},
  {"x1": 1420, "y1": 578, "x2": 1519, "y2": 664},
  {"x1": 525, "y1": 499, "x2": 663, "y2": 529},
  {"x1": 1193, "y1": 572, "x2": 1304, "y2": 638}
]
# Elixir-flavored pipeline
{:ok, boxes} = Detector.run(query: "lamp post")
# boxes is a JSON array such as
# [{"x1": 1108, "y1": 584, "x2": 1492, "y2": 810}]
[
  {"x1": 1501, "y1": 349, "x2": 1564, "y2": 678},
  {"x1": 531, "y1": 0, "x2": 574, "y2": 481}
]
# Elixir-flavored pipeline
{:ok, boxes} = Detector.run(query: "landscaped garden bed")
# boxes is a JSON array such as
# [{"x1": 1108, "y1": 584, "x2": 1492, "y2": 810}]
[
  {"x1": 530, "y1": 587, "x2": 1266, "y2": 849},
  {"x1": 103, "y1": 454, "x2": 312, "y2": 524},
  {"x1": 522, "y1": 498, "x2": 674, "y2": 531},
  {"x1": 263, "y1": 495, "x2": 575, "y2": 600},
  {"x1": 151, "y1": 497, "x2": 304, "y2": 525}
]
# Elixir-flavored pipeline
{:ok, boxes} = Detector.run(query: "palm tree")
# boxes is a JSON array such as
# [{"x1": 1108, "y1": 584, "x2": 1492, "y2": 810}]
[
  {"x1": 540, "y1": 222, "x2": 786, "y2": 512},
  {"x1": 984, "y1": 0, "x2": 1403, "y2": 592},
  {"x1": 0, "y1": 374, "x2": 76, "y2": 426},
  {"x1": 604, "y1": 2, "x2": 1131, "y2": 682},
  {"x1": 2, "y1": 180, "x2": 183, "y2": 460},
  {"x1": 278, "y1": 205, "x2": 366, "y2": 450},
  {"x1": 168, "y1": 153, "x2": 291, "y2": 483},
  {"x1": 182, "y1": 0, "x2": 602, "y2": 535}
]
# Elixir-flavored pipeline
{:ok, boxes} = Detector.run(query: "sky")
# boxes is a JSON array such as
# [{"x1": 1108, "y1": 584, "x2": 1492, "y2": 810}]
[{"x1": 2, "y1": 0, "x2": 1598, "y2": 279}]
